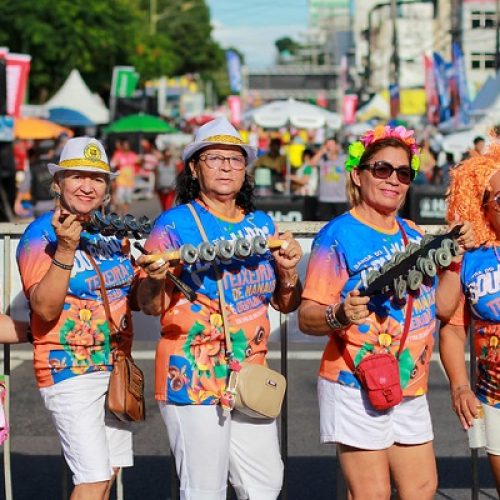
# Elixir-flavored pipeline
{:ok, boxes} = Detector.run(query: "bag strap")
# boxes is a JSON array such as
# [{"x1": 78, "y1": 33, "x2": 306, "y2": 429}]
[
  {"x1": 186, "y1": 203, "x2": 234, "y2": 356},
  {"x1": 85, "y1": 250, "x2": 121, "y2": 342},
  {"x1": 336, "y1": 219, "x2": 414, "y2": 372}
]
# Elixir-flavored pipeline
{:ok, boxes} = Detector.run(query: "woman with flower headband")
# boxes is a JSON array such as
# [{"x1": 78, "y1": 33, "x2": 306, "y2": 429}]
[
  {"x1": 438, "y1": 142, "x2": 500, "y2": 494},
  {"x1": 299, "y1": 125, "x2": 473, "y2": 499}
]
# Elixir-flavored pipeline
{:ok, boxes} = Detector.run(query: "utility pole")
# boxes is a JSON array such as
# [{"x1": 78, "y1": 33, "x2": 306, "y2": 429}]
[
  {"x1": 451, "y1": 0, "x2": 463, "y2": 51},
  {"x1": 496, "y1": 0, "x2": 500, "y2": 70},
  {"x1": 389, "y1": 0, "x2": 400, "y2": 117}
]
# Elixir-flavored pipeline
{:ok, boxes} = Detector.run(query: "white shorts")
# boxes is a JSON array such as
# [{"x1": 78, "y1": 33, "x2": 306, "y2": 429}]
[
  {"x1": 318, "y1": 378, "x2": 434, "y2": 450},
  {"x1": 483, "y1": 402, "x2": 500, "y2": 455},
  {"x1": 159, "y1": 403, "x2": 283, "y2": 500},
  {"x1": 115, "y1": 186, "x2": 133, "y2": 204},
  {"x1": 40, "y1": 371, "x2": 133, "y2": 485}
]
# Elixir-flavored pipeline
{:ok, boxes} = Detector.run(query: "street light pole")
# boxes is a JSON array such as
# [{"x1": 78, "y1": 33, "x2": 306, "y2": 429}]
[
  {"x1": 389, "y1": 0, "x2": 400, "y2": 118},
  {"x1": 496, "y1": 0, "x2": 500, "y2": 70}
]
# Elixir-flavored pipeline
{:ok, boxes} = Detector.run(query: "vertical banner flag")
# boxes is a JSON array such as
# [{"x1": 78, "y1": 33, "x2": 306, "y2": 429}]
[
  {"x1": 424, "y1": 54, "x2": 439, "y2": 125},
  {"x1": 111, "y1": 66, "x2": 140, "y2": 98},
  {"x1": 389, "y1": 83, "x2": 400, "y2": 119},
  {"x1": 226, "y1": 50, "x2": 242, "y2": 94},
  {"x1": 227, "y1": 95, "x2": 242, "y2": 124},
  {"x1": 342, "y1": 94, "x2": 358, "y2": 125},
  {"x1": 1, "y1": 52, "x2": 31, "y2": 118},
  {"x1": 432, "y1": 52, "x2": 451, "y2": 123},
  {"x1": 452, "y1": 42, "x2": 470, "y2": 125}
]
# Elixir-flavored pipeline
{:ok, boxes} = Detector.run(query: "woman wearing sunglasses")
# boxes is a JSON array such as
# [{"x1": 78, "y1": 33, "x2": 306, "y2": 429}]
[
  {"x1": 299, "y1": 125, "x2": 473, "y2": 499},
  {"x1": 438, "y1": 142, "x2": 500, "y2": 495}
]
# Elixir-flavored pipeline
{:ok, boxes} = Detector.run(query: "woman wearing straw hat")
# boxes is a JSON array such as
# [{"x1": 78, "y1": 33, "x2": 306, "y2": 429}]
[
  {"x1": 16, "y1": 137, "x2": 137, "y2": 500},
  {"x1": 438, "y1": 141, "x2": 500, "y2": 495},
  {"x1": 136, "y1": 117, "x2": 303, "y2": 499}
]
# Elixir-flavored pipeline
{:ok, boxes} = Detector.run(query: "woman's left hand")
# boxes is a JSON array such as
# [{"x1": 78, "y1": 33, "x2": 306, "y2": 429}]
[{"x1": 272, "y1": 231, "x2": 302, "y2": 272}]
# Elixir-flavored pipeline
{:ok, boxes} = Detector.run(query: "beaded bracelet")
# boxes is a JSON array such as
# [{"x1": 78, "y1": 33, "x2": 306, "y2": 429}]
[
  {"x1": 52, "y1": 258, "x2": 74, "y2": 271},
  {"x1": 325, "y1": 303, "x2": 347, "y2": 330}
]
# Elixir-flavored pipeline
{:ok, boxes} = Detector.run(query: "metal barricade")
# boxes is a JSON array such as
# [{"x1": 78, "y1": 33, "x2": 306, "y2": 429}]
[{"x1": 4, "y1": 221, "x2": 486, "y2": 499}]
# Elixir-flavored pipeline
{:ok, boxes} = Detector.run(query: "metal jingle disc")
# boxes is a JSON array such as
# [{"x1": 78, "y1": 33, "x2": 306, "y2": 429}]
[
  {"x1": 407, "y1": 269, "x2": 423, "y2": 291},
  {"x1": 251, "y1": 235, "x2": 268, "y2": 255},
  {"x1": 180, "y1": 244, "x2": 198, "y2": 265},
  {"x1": 198, "y1": 242, "x2": 216, "y2": 262},
  {"x1": 435, "y1": 247, "x2": 452, "y2": 268},
  {"x1": 234, "y1": 238, "x2": 252, "y2": 258}
]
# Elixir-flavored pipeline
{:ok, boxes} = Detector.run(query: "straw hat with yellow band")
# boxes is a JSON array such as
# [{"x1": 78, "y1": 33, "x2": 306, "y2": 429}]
[
  {"x1": 182, "y1": 117, "x2": 257, "y2": 165},
  {"x1": 48, "y1": 136, "x2": 117, "y2": 178}
]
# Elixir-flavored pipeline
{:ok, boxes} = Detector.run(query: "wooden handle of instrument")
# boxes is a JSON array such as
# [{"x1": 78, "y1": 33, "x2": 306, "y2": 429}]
[
  {"x1": 140, "y1": 250, "x2": 181, "y2": 264},
  {"x1": 268, "y1": 238, "x2": 288, "y2": 250}
]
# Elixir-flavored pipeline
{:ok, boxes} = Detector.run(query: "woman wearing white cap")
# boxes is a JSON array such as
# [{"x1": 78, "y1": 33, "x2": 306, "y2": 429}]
[
  {"x1": 136, "y1": 117, "x2": 303, "y2": 499},
  {"x1": 16, "y1": 137, "x2": 137, "y2": 499}
]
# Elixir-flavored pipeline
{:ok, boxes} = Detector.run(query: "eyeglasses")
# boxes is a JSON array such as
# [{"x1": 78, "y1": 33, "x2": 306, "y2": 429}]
[
  {"x1": 198, "y1": 154, "x2": 246, "y2": 171},
  {"x1": 485, "y1": 192, "x2": 500, "y2": 212},
  {"x1": 358, "y1": 160, "x2": 415, "y2": 185}
]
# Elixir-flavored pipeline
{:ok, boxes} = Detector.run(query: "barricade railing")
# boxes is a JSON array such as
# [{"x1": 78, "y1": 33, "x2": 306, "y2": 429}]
[{"x1": 0, "y1": 222, "x2": 482, "y2": 499}]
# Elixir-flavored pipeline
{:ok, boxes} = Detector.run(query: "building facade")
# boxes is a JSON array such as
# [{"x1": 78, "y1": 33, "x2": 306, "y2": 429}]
[{"x1": 461, "y1": 0, "x2": 498, "y2": 95}]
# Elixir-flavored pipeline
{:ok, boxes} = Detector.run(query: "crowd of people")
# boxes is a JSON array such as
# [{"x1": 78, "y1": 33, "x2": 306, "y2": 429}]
[
  {"x1": 0, "y1": 117, "x2": 498, "y2": 499},
  {"x1": 9, "y1": 122, "x2": 489, "y2": 225}
]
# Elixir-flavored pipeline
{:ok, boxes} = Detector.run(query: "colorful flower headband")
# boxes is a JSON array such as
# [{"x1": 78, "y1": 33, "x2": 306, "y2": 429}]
[{"x1": 345, "y1": 125, "x2": 421, "y2": 173}]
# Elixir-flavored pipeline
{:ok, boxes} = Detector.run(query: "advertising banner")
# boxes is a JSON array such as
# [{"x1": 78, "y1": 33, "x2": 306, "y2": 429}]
[
  {"x1": 111, "y1": 66, "x2": 139, "y2": 98},
  {"x1": 342, "y1": 94, "x2": 358, "y2": 125},
  {"x1": 432, "y1": 52, "x2": 451, "y2": 122},
  {"x1": 452, "y1": 42, "x2": 471, "y2": 125},
  {"x1": 225, "y1": 50, "x2": 242, "y2": 94},
  {"x1": 424, "y1": 54, "x2": 439, "y2": 124},
  {"x1": 1, "y1": 52, "x2": 31, "y2": 118},
  {"x1": 227, "y1": 95, "x2": 242, "y2": 124}
]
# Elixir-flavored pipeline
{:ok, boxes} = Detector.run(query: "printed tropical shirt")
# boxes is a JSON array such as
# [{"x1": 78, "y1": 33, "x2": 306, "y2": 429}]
[
  {"x1": 143, "y1": 200, "x2": 278, "y2": 405},
  {"x1": 302, "y1": 210, "x2": 437, "y2": 397},
  {"x1": 17, "y1": 212, "x2": 136, "y2": 387}
]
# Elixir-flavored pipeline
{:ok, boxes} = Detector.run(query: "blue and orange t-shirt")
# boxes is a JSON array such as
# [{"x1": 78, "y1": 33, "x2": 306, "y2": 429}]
[
  {"x1": 302, "y1": 210, "x2": 436, "y2": 397},
  {"x1": 17, "y1": 212, "x2": 136, "y2": 388},
  {"x1": 448, "y1": 246, "x2": 500, "y2": 408},
  {"x1": 143, "y1": 200, "x2": 279, "y2": 404}
]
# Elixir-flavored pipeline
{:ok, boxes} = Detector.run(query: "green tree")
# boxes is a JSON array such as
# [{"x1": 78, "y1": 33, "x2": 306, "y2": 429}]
[
  {"x1": 148, "y1": 0, "x2": 225, "y2": 75},
  {"x1": 0, "y1": 0, "x2": 227, "y2": 103},
  {"x1": 275, "y1": 37, "x2": 301, "y2": 56},
  {"x1": 0, "y1": 0, "x2": 141, "y2": 101}
]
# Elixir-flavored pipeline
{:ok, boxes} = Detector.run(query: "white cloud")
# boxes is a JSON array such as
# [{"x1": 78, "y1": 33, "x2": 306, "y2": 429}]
[{"x1": 211, "y1": 23, "x2": 306, "y2": 68}]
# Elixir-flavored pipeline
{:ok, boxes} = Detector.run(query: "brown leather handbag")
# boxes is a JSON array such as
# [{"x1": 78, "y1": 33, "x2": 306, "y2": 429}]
[{"x1": 86, "y1": 251, "x2": 145, "y2": 422}]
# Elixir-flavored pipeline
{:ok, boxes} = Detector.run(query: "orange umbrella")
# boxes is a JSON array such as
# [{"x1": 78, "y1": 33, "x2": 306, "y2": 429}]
[{"x1": 14, "y1": 117, "x2": 74, "y2": 140}]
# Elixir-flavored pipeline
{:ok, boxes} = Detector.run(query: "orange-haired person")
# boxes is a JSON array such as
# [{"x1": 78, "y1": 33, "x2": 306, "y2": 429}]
[{"x1": 438, "y1": 141, "x2": 500, "y2": 495}]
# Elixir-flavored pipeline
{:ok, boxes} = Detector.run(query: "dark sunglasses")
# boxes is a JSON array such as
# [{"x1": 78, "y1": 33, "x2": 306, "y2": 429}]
[
  {"x1": 358, "y1": 160, "x2": 415, "y2": 185},
  {"x1": 484, "y1": 192, "x2": 500, "y2": 212}
]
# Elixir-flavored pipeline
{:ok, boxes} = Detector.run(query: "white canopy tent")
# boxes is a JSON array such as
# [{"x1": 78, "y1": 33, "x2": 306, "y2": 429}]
[
  {"x1": 44, "y1": 69, "x2": 110, "y2": 125},
  {"x1": 245, "y1": 98, "x2": 342, "y2": 130}
]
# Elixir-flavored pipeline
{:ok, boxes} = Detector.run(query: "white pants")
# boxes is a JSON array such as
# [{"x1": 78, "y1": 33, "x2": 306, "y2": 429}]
[
  {"x1": 159, "y1": 403, "x2": 283, "y2": 500},
  {"x1": 40, "y1": 371, "x2": 133, "y2": 485},
  {"x1": 483, "y1": 402, "x2": 500, "y2": 455},
  {"x1": 318, "y1": 378, "x2": 434, "y2": 450}
]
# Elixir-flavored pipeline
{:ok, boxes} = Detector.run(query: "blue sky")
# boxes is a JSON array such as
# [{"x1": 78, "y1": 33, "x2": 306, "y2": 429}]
[{"x1": 206, "y1": 0, "x2": 309, "y2": 68}]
